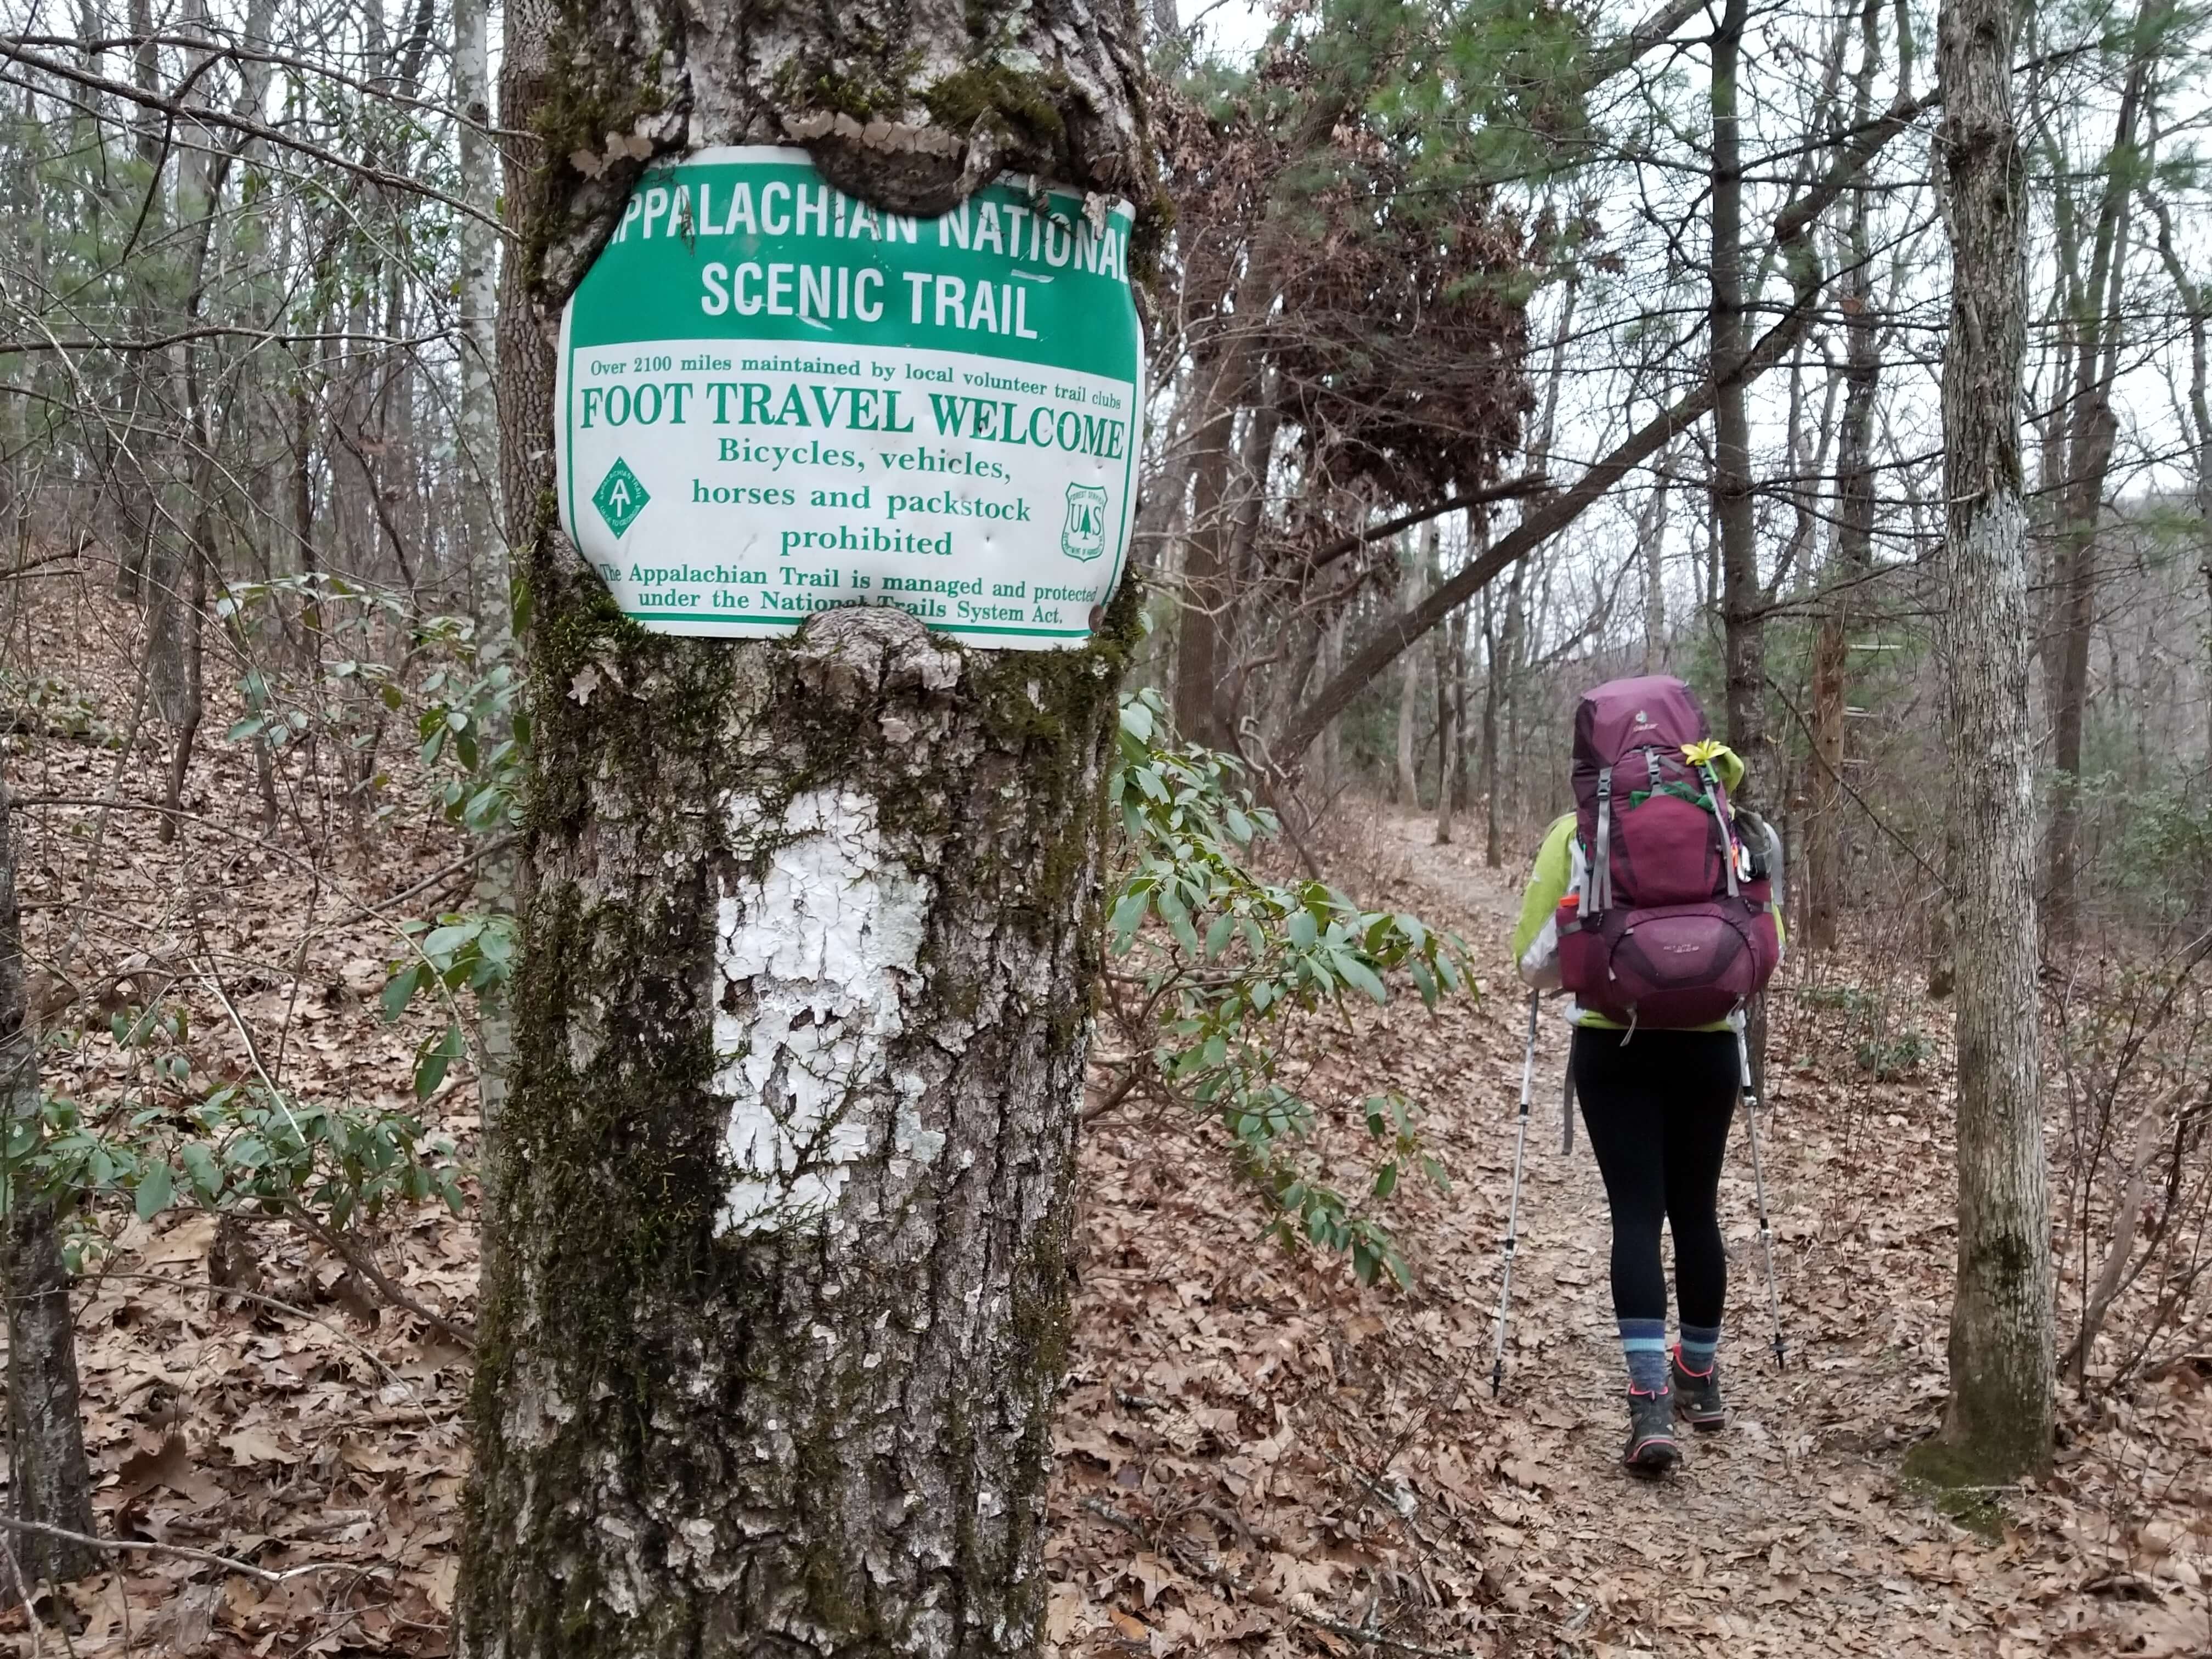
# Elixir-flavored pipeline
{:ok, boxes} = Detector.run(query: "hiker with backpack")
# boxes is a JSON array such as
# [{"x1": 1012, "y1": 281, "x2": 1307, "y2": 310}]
[{"x1": 1509, "y1": 676, "x2": 1785, "y2": 1474}]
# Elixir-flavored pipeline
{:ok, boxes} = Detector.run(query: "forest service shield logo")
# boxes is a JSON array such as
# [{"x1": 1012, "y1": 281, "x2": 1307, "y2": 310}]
[
  {"x1": 592, "y1": 459, "x2": 650, "y2": 539},
  {"x1": 1060, "y1": 483, "x2": 1108, "y2": 562}
]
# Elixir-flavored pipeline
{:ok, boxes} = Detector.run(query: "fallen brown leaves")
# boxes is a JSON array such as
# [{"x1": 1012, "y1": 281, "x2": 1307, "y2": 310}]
[
  {"x1": 4, "y1": 573, "x2": 477, "y2": 1655},
  {"x1": 5, "y1": 575, "x2": 2207, "y2": 1657}
]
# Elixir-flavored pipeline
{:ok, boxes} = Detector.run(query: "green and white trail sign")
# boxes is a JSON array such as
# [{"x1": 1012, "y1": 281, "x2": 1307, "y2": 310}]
[{"x1": 556, "y1": 146, "x2": 1143, "y2": 648}]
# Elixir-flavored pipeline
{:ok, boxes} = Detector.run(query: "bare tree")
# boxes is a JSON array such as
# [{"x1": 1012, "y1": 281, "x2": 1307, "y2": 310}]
[
  {"x1": 1915, "y1": 0, "x2": 2057, "y2": 1485},
  {"x1": 1807, "y1": 0, "x2": 1892, "y2": 950},
  {"x1": 2042, "y1": 1, "x2": 2163, "y2": 943}
]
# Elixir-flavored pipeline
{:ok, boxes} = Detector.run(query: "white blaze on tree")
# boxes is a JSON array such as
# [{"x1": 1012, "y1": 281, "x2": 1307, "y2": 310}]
[{"x1": 712, "y1": 787, "x2": 941, "y2": 1234}]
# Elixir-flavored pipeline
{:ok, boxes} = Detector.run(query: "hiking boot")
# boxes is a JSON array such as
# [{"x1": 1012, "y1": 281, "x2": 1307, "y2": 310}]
[
  {"x1": 1623, "y1": 1389, "x2": 1678, "y2": 1474},
  {"x1": 1672, "y1": 1348, "x2": 1727, "y2": 1431}
]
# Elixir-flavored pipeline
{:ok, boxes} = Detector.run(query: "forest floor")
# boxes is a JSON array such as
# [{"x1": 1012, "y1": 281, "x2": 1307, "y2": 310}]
[
  {"x1": 1042, "y1": 806, "x2": 2212, "y2": 1659},
  {"x1": 1, "y1": 575, "x2": 2208, "y2": 1655}
]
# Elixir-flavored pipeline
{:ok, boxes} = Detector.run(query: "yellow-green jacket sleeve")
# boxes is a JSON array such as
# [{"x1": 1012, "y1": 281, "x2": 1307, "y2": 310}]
[{"x1": 1510, "y1": 814, "x2": 1578, "y2": 981}]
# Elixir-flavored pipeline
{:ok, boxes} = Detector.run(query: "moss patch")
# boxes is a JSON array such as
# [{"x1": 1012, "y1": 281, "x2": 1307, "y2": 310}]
[
  {"x1": 922, "y1": 61, "x2": 1070, "y2": 149},
  {"x1": 1899, "y1": 1436, "x2": 2010, "y2": 1541}
]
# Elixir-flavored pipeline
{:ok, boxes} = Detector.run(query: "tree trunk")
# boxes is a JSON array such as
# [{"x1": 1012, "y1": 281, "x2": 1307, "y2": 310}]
[
  {"x1": 457, "y1": 4, "x2": 1148, "y2": 1655},
  {"x1": 1214, "y1": 390, "x2": 1282, "y2": 747},
  {"x1": 2148, "y1": 196, "x2": 2212, "y2": 782},
  {"x1": 1452, "y1": 604, "x2": 1474, "y2": 817},
  {"x1": 1394, "y1": 526, "x2": 1434, "y2": 806},
  {"x1": 159, "y1": 504, "x2": 209, "y2": 842},
  {"x1": 1480, "y1": 582, "x2": 1501, "y2": 866},
  {"x1": 1436, "y1": 605, "x2": 1459, "y2": 847},
  {"x1": 1639, "y1": 452, "x2": 1673, "y2": 673},
  {"x1": 112, "y1": 0, "x2": 163, "y2": 604},
  {"x1": 0, "y1": 780, "x2": 99, "y2": 1602},
  {"x1": 1316, "y1": 608, "x2": 1341, "y2": 801},
  {"x1": 1712, "y1": 0, "x2": 1764, "y2": 798},
  {"x1": 2043, "y1": 7, "x2": 2156, "y2": 944},
  {"x1": 454, "y1": 0, "x2": 501, "y2": 627},
  {"x1": 1171, "y1": 354, "x2": 1243, "y2": 749},
  {"x1": 1918, "y1": 0, "x2": 2056, "y2": 1485},
  {"x1": 453, "y1": 0, "x2": 515, "y2": 1203},
  {"x1": 1807, "y1": 0, "x2": 1887, "y2": 952}
]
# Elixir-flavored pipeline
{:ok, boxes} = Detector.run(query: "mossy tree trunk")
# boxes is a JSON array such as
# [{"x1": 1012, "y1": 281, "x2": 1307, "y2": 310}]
[{"x1": 457, "y1": 2, "x2": 1149, "y2": 1655}]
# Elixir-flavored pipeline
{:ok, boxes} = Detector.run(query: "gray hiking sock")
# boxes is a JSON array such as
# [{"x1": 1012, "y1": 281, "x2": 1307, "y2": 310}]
[
  {"x1": 1679, "y1": 1322, "x2": 1721, "y2": 1374},
  {"x1": 1620, "y1": 1317, "x2": 1669, "y2": 1393}
]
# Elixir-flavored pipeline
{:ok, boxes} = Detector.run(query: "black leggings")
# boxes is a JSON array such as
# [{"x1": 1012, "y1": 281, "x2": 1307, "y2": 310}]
[{"x1": 1572, "y1": 1026, "x2": 1740, "y2": 1329}]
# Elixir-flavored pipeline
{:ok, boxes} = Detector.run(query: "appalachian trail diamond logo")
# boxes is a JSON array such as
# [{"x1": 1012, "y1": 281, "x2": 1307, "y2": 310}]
[
  {"x1": 1060, "y1": 482, "x2": 1108, "y2": 562},
  {"x1": 592, "y1": 459, "x2": 649, "y2": 539}
]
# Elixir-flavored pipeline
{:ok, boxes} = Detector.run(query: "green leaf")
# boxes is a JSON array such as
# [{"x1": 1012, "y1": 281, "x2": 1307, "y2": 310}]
[
  {"x1": 1288, "y1": 909, "x2": 1318, "y2": 950},
  {"x1": 1351, "y1": 1240, "x2": 1379, "y2": 1285},
  {"x1": 1108, "y1": 886, "x2": 1150, "y2": 950},
  {"x1": 1409, "y1": 959, "x2": 1438, "y2": 1008},
  {"x1": 1204, "y1": 912, "x2": 1235, "y2": 960},
  {"x1": 414, "y1": 1023, "x2": 465, "y2": 1099},
  {"x1": 1155, "y1": 885, "x2": 1200, "y2": 955},
  {"x1": 1373, "y1": 1161, "x2": 1397, "y2": 1199},
  {"x1": 1384, "y1": 1244, "x2": 1413, "y2": 1290},
  {"x1": 422, "y1": 922, "x2": 476, "y2": 958},
  {"x1": 180, "y1": 1141, "x2": 222, "y2": 1202},
  {"x1": 381, "y1": 963, "x2": 421, "y2": 1022},
  {"x1": 134, "y1": 1161, "x2": 173, "y2": 1220},
  {"x1": 1338, "y1": 955, "x2": 1387, "y2": 1005}
]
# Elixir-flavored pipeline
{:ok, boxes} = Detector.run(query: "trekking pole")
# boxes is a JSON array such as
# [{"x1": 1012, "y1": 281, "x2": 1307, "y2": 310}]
[
  {"x1": 1734, "y1": 1021, "x2": 1790, "y2": 1370},
  {"x1": 1490, "y1": 989, "x2": 1542, "y2": 1397}
]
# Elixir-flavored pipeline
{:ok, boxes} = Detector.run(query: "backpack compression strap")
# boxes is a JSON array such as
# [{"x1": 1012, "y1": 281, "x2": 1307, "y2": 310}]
[{"x1": 1695, "y1": 759, "x2": 1741, "y2": 900}]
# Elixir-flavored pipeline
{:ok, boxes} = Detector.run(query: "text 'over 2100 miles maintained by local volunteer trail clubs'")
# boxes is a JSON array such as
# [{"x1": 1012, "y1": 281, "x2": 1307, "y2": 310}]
[{"x1": 556, "y1": 146, "x2": 1145, "y2": 648}]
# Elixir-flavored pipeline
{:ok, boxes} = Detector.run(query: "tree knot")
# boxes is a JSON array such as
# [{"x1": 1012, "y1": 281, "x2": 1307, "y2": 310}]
[{"x1": 792, "y1": 607, "x2": 962, "y2": 705}]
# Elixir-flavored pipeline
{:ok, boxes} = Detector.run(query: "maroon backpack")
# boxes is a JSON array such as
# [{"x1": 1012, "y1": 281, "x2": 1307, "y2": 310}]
[{"x1": 1553, "y1": 676, "x2": 1780, "y2": 1030}]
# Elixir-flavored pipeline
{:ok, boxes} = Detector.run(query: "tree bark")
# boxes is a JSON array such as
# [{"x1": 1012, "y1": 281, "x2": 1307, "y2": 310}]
[
  {"x1": 458, "y1": 4, "x2": 1148, "y2": 1655},
  {"x1": 453, "y1": 0, "x2": 515, "y2": 1221},
  {"x1": 1712, "y1": 0, "x2": 1765, "y2": 800},
  {"x1": 1479, "y1": 584, "x2": 1499, "y2": 864},
  {"x1": 1639, "y1": 452, "x2": 1673, "y2": 673},
  {"x1": 1171, "y1": 347, "x2": 1246, "y2": 749},
  {"x1": 454, "y1": 0, "x2": 501, "y2": 628},
  {"x1": 1316, "y1": 608, "x2": 1342, "y2": 800},
  {"x1": 2148, "y1": 196, "x2": 2212, "y2": 783},
  {"x1": 1435, "y1": 647, "x2": 1459, "y2": 848},
  {"x1": 1808, "y1": 0, "x2": 1888, "y2": 952},
  {"x1": 1393, "y1": 526, "x2": 1434, "y2": 806},
  {"x1": 1922, "y1": 0, "x2": 2056, "y2": 1483},
  {"x1": 0, "y1": 779, "x2": 99, "y2": 1602},
  {"x1": 1486, "y1": 558, "x2": 1522, "y2": 865},
  {"x1": 112, "y1": 0, "x2": 163, "y2": 604},
  {"x1": 2043, "y1": 3, "x2": 2157, "y2": 943}
]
